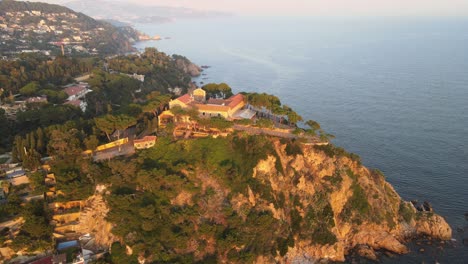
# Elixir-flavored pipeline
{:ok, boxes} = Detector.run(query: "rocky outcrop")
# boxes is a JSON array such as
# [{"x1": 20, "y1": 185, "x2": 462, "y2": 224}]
[
  {"x1": 174, "y1": 56, "x2": 202, "y2": 77},
  {"x1": 415, "y1": 214, "x2": 452, "y2": 240},
  {"x1": 250, "y1": 140, "x2": 452, "y2": 262}
]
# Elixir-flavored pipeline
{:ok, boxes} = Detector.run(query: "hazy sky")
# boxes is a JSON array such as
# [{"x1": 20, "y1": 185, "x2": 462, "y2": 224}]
[
  {"x1": 40, "y1": 0, "x2": 468, "y2": 16},
  {"x1": 135, "y1": 0, "x2": 468, "y2": 16}
]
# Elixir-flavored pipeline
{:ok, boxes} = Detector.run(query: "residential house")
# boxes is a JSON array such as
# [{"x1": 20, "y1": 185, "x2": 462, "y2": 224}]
[
  {"x1": 5, "y1": 167, "x2": 25, "y2": 178},
  {"x1": 64, "y1": 83, "x2": 90, "y2": 101},
  {"x1": 158, "y1": 110, "x2": 192, "y2": 127},
  {"x1": 0, "y1": 102, "x2": 26, "y2": 120},
  {"x1": 65, "y1": 99, "x2": 87, "y2": 112},
  {"x1": 26, "y1": 96, "x2": 48, "y2": 104},
  {"x1": 169, "y1": 93, "x2": 193, "y2": 109},
  {"x1": 63, "y1": 83, "x2": 90, "y2": 112},
  {"x1": 8, "y1": 175, "x2": 30, "y2": 186}
]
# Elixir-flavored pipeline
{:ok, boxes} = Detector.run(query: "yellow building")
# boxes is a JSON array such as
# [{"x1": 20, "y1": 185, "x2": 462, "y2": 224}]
[
  {"x1": 158, "y1": 110, "x2": 192, "y2": 127},
  {"x1": 134, "y1": 136, "x2": 157, "y2": 149},
  {"x1": 169, "y1": 90, "x2": 246, "y2": 120},
  {"x1": 196, "y1": 94, "x2": 245, "y2": 119},
  {"x1": 193, "y1": 88, "x2": 206, "y2": 103},
  {"x1": 169, "y1": 94, "x2": 192, "y2": 109},
  {"x1": 95, "y1": 138, "x2": 128, "y2": 151}
]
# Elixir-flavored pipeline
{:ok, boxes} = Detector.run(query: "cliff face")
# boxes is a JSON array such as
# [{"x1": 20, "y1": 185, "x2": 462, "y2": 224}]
[
  {"x1": 249, "y1": 140, "x2": 451, "y2": 262},
  {"x1": 101, "y1": 136, "x2": 451, "y2": 263},
  {"x1": 76, "y1": 191, "x2": 116, "y2": 249},
  {"x1": 173, "y1": 55, "x2": 202, "y2": 77}
]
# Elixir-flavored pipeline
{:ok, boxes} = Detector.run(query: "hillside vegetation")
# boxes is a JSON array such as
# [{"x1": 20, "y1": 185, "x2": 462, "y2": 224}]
[{"x1": 98, "y1": 135, "x2": 451, "y2": 263}]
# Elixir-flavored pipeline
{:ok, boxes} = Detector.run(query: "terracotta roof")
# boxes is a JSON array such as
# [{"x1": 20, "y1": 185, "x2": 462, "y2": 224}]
[
  {"x1": 134, "y1": 136, "x2": 157, "y2": 144},
  {"x1": 65, "y1": 99, "x2": 82, "y2": 107},
  {"x1": 175, "y1": 94, "x2": 193, "y2": 104},
  {"x1": 227, "y1": 94, "x2": 244, "y2": 108},
  {"x1": 196, "y1": 103, "x2": 230, "y2": 112},
  {"x1": 64, "y1": 85, "x2": 86, "y2": 97},
  {"x1": 207, "y1": 98, "x2": 226, "y2": 105}
]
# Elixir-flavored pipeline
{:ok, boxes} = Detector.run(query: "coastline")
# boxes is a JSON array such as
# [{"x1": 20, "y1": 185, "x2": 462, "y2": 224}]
[{"x1": 131, "y1": 27, "x2": 463, "y2": 262}]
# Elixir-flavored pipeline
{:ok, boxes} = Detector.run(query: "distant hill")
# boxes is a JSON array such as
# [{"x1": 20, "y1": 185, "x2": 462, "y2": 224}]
[
  {"x1": 64, "y1": 0, "x2": 231, "y2": 24},
  {"x1": 0, "y1": 0, "x2": 140, "y2": 56}
]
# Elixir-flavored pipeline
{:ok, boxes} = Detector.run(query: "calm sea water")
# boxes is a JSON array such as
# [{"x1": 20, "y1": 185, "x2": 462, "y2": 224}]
[{"x1": 135, "y1": 17, "x2": 468, "y2": 263}]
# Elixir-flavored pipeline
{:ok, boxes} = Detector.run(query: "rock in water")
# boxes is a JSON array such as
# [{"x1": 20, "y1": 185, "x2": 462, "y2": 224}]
[
  {"x1": 415, "y1": 214, "x2": 452, "y2": 240},
  {"x1": 423, "y1": 201, "x2": 433, "y2": 212}
]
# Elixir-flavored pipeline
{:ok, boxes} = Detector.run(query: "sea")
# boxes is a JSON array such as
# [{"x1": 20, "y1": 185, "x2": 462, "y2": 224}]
[{"x1": 134, "y1": 16, "x2": 468, "y2": 263}]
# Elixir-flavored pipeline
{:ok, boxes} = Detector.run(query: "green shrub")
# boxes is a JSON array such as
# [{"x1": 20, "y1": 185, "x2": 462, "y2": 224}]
[
  {"x1": 399, "y1": 202, "x2": 415, "y2": 223},
  {"x1": 340, "y1": 181, "x2": 370, "y2": 224},
  {"x1": 255, "y1": 118, "x2": 274, "y2": 128},
  {"x1": 314, "y1": 144, "x2": 361, "y2": 164},
  {"x1": 323, "y1": 170, "x2": 343, "y2": 188},
  {"x1": 311, "y1": 224, "x2": 337, "y2": 246},
  {"x1": 285, "y1": 139, "x2": 303, "y2": 156}
]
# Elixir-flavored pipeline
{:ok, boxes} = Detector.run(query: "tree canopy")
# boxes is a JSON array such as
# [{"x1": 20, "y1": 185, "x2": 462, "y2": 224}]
[{"x1": 202, "y1": 83, "x2": 233, "y2": 99}]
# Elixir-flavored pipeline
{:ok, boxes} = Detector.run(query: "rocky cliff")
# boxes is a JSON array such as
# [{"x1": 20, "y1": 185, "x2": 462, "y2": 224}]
[
  {"x1": 100, "y1": 136, "x2": 451, "y2": 263},
  {"x1": 173, "y1": 54, "x2": 202, "y2": 77},
  {"x1": 248, "y1": 140, "x2": 451, "y2": 262}
]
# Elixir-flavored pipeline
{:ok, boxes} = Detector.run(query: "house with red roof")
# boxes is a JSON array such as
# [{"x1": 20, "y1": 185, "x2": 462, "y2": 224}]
[
  {"x1": 65, "y1": 99, "x2": 87, "y2": 112},
  {"x1": 63, "y1": 83, "x2": 91, "y2": 112},
  {"x1": 168, "y1": 88, "x2": 246, "y2": 119},
  {"x1": 169, "y1": 93, "x2": 193, "y2": 109},
  {"x1": 63, "y1": 83, "x2": 90, "y2": 101}
]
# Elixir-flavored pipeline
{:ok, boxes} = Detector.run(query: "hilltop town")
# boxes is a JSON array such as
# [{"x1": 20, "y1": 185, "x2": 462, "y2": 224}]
[{"x1": 0, "y1": 0, "x2": 139, "y2": 56}]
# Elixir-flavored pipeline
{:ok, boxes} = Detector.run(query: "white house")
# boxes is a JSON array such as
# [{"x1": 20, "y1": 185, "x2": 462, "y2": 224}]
[{"x1": 64, "y1": 83, "x2": 90, "y2": 101}]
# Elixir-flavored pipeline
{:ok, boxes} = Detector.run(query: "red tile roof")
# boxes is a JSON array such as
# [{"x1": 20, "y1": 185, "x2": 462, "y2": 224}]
[
  {"x1": 227, "y1": 94, "x2": 244, "y2": 108},
  {"x1": 65, "y1": 99, "x2": 82, "y2": 107},
  {"x1": 196, "y1": 104, "x2": 230, "y2": 112},
  {"x1": 207, "y1": 98, "x2": 226, "y2": 105},
  {"x1": 64, "y1": 85, "x2": 86, "y2": 97},
  {"x1": 175, "y1": 94, "x2": 193, "y2": 104}
]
